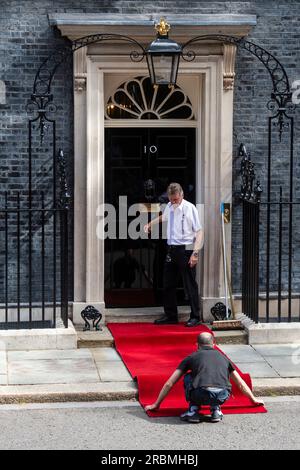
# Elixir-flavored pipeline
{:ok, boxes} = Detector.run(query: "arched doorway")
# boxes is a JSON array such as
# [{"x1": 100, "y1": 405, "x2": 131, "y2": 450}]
[{"x1": 104, "y1": 76, "x2": 197, "y2": 307}]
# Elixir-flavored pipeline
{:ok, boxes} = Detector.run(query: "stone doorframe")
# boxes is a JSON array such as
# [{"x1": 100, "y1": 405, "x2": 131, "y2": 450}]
[
  {"x1": 50, "y1": 15, "x2": 256, "y2": 324},
  {"x1": 72, "y1": 48, "x2": 236, "y2": 324}
]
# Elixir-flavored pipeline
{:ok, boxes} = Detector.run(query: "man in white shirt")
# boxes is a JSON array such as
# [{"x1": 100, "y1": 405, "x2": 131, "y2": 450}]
[{"x1": 144, "y1": 183, "x2": 204, "y2": 326}]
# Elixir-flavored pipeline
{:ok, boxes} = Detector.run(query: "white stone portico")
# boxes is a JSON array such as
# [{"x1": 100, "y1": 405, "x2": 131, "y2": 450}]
[{"x1": 49, "y1": 14, "x2": 257, "y2": 323}]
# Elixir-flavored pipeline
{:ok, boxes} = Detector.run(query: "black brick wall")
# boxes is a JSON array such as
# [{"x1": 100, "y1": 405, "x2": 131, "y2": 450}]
[{"x1": 0, "y1": 0, "x2": 300, "y2": 302}]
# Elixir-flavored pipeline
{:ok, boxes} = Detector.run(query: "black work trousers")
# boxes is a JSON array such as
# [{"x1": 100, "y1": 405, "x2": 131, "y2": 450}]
[{"x1": 163, "y1": 245, "x2": 200, "y2": 321}]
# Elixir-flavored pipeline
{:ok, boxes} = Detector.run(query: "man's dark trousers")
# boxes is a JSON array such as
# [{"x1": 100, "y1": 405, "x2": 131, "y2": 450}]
[
  {"x1": 184, "y1": 374, "x2": 230, "y2": 409},
  {"x1": 163, "y1": 246, "x2": 200, "y2": 321}
]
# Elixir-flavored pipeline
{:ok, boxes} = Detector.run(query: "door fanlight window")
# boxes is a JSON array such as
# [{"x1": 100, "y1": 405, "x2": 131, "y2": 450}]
[{"x1": 106, "y1": 76, "x2": 194, "y2": 120}]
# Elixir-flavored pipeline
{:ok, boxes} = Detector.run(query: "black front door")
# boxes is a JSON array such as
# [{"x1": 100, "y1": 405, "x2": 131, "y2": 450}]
[{"x1": 104, "y1": 127, "x2": 196, "y2": 307}]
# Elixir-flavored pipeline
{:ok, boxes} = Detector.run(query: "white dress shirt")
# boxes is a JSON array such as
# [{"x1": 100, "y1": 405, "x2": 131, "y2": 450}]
[{"x1": 162, "y1": 199, "x2": 202, "y2": 246}]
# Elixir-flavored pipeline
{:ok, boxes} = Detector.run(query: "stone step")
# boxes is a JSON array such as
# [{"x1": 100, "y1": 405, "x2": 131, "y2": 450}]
[
  {"x1": 104, "y1": 306, "x2": 190, "y2": 324},
  {"x1": 76, "y1": 324, "x2": 248, "y2": 348},
  {"x1": 214, "y1": 330, "x2": 248, "y2": 345},
  {"x1": 0, "y1": 382, "x2": 137, "y2": 404},
  {"x1": 77, "y1": 327, "x2": 114, "y2": 348},
  {"x1": 77, "y1": 307, "x2": 189, "y2": 348},
  {"x1": 2, "y1": 379, "x2": 300, "y2": 404}
]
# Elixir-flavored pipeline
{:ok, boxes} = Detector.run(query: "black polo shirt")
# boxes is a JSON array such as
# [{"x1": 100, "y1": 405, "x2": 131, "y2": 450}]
[{"x1": 177, "y1": 346, "x2": 235, "y2": 391}]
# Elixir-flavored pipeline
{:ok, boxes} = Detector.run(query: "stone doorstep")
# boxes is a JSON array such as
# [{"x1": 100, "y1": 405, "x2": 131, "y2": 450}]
[
  {"x1": 76, "y1": 325, "x2": 248, "y2": 348},
  {"x1": 0, "y1": 378, "x2": 299, "y2": 404},
  {"x1": 104, "y1": 309, "x2": 190, "y2": 324},
  {"x1": 75, "y1": 306, "x2": 248, "y2": 347}
]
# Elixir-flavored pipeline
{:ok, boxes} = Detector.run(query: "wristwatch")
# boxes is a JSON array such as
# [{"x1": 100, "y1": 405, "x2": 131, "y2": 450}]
[{"x1": 192, "y1": 251, "x2": 199, "y2": 258}]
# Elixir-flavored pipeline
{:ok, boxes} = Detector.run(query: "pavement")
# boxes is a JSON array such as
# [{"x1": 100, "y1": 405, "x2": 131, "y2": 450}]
[{"x1": 0, "y1": 326, "x2": 299, "y2": 403}]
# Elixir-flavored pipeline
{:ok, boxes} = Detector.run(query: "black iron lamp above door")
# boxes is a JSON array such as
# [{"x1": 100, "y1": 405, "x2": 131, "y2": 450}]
[{"x1": 146, "y1": 18, "x2": 182, "y2": 86}]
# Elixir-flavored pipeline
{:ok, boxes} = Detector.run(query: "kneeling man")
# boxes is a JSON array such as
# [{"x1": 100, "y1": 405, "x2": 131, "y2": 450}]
[{"x1": 145, "y1": 332, "x2": 264, "y2": 423}]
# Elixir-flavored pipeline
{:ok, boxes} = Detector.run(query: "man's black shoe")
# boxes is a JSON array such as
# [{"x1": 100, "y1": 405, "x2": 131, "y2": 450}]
[
  {"x1": 154, "y1": 315, "x2": 178, "y2": 325},
  {"x1": 180, "y1": 405, "x2": 200, "y2": 423},
  {"x1": 187, "y1": 412, "x2": 202, "y2": 423},
  {"x1": 185, "y1": 318, "x2": 202, "y2": 327},
  {"x1": 180, "y1": 410, "x2": 202, "y2": 424},
  {"x1": 211, "y1": 408, "x2": 223, "y2": 423}
]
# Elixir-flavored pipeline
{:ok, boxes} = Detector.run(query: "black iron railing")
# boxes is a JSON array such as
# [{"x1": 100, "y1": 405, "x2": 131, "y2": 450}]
[
  {"x1": 261, "y1": 198, "x2": 300, "y2": 323},
  {"x1": 0, "y1": 192, "x2": 69, "y2": 329},
  {"x1": 240, "y1": 145, "x2": 300, "y2": 323},
  {"x1": 242, "y1": 198, "x2": 300, "y2": 323},
  {"x1": 242, "y1": 199, "x2": 260, "y2": 323},
  {"x1": 240, "y1": 143, "x2": 261, "y2": 323}
]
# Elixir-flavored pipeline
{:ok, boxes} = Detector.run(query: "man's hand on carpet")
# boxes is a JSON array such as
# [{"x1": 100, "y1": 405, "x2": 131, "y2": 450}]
[
  {"x1": 145, "y1": 403, "x2": 159, "y2": 412},
  {"x1": 252, "y1": 398, "x2": 265, "y2": 406}
]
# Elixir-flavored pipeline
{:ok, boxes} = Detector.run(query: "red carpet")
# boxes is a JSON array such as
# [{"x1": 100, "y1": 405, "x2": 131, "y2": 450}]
[{"x1": 107, "y1": 323, "x2": 267, "y2": 417}]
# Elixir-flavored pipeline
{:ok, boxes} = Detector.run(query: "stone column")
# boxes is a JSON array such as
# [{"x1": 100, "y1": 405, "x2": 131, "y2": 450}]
[
  {"x1": 73, "y1": 47, "x2": 87, "y2": 304},
  {"x1": 85, "y1": 59, "x2": 105, "y2": 314},
  {"x1": 201, "y1": 46, "x2": 236, "y2": 321},
  {"x1": 72, "y1": 52, "x2": 105, "y2": 324},
  {"x1": 219, "y1": 44, "x2": 236, "y2": 310}
]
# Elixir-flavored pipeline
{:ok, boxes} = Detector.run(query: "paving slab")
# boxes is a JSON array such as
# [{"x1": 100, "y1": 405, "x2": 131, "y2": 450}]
[
  {"x1": 0, "y1": 375, "x2": 7, "y2": 385},
  {"x1": 0, "y1": 337, "x2": 299, "y2": 403},
  {"x1": 91, "y1": 348, "x2": 122, "y2": 362},
  {"x1": 263, "y1": 356, "x2": 300, "y2": 378},
  {"x1": 234, "y1": 362, "x2": 280, "y2": 378},
  {"x1": 8, "y1": 357, "x2": 100, "y2": 385},
  {"x1": 0, "y1": 352, "x2": 7, "y2": 375},
  {"x1": 8, "y1": 349, "x2": 93, "y2": 361},
  {"x1": 253, "y1": 344, "x2": 300, "y2": 357},
  {"x1": 96, "y1": 361, "x2": 132, "y2": 382},
  {"x1": 219, "y1": 345, "x2": 265, "y2": 363}
]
